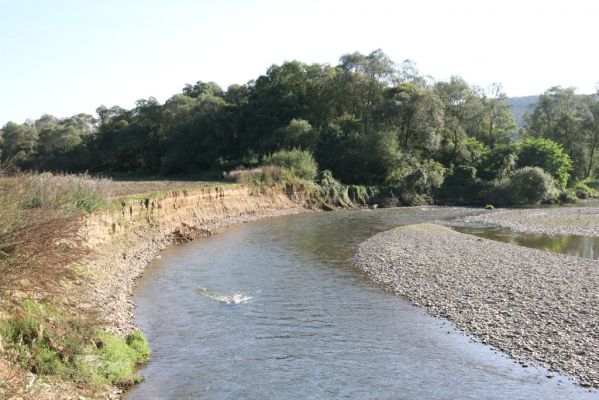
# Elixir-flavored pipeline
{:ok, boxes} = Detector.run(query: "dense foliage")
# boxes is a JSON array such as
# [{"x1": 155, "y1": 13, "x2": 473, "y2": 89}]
[{"x1": 1, "y1": 50, "x2": 597, "y2": 205}]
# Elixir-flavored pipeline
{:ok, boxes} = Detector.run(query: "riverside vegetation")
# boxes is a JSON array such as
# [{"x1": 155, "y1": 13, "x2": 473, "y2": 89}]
[
  {"x1": 2, "y1": 49, "x2": 599, "y2": 397},
  {"x1": 0, "y1": 171, "x2": 151, "y2": 398},
  {"x1": 2, "y1": 50, "x2": 599, "y2": 206}
]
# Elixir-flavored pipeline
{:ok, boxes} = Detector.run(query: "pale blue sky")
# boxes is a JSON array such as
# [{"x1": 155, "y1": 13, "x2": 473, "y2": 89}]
[{"x1": 1, "y1": 0, "x2": 598, "y2": 125}]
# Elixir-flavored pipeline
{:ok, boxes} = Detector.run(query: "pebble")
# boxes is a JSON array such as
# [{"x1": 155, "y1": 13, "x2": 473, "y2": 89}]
[{"x1": 353, "y1": 223, "x2": 599, "y2": 388}]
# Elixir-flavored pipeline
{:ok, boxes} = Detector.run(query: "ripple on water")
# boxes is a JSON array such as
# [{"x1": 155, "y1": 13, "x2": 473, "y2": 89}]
[
  {"x1": 127, "y1": 208, "x2": 599, "y2": 400},
  {"x1": 198, "y1": 287, "x2": 253, "y2": 304}
]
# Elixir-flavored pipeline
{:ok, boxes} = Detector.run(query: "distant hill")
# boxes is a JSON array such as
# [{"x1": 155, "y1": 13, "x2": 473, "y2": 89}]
[{"x1": 504, "y1": 95, "x2": 539, "y2": 129}]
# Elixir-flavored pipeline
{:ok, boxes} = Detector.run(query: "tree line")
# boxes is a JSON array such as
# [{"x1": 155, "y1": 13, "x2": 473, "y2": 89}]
[{"x1": 1, "y1": 49, "x2": 598, "y2": 204}]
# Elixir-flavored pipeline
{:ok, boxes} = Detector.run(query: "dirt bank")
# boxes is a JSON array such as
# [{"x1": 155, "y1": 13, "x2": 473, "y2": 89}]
[
  {"x1": 79, "y1": 185, "x2": 308, "y2": 334},
  {"x1": 4, "y1": 184, "x2": 308, "y2": 399},
  {"x1": 354, "y1": 224, "x2": 599, "y2": 388}
]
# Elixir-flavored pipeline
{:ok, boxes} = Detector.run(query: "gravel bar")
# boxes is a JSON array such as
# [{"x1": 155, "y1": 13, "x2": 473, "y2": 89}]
[
  {"x1": 463, "y1": 207, "x2": 599, "y2": 236},
  {"x1": 353, "y1": 224, "x2": 599, "y2": 387}
]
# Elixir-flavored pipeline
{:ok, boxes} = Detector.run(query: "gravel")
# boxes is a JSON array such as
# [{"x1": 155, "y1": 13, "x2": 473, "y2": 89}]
[
  {"x1": 463, "y1": 207, "x2": 599, "y2": 236},
  {"x1": 354, "y1": 223, "x2": 599, "y2": 387}
]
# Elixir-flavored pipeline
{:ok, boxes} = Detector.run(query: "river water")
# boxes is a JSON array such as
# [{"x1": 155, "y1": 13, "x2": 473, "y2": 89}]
[{"x1": 126, "y1": 207, "x2": 598, "y2": 399}]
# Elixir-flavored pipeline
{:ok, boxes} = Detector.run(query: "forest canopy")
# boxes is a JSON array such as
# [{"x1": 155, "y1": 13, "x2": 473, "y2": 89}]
[{"x1": 1, "y1": 50, "x2": 598, "y2": 205}]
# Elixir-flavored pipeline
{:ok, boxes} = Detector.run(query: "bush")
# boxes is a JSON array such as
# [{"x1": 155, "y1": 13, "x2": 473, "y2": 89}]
[
  {"x1": 312, "y1": 170, "x2": 353, "y2": 208},
  {"x1": 479, "y1": 144, "x2": 517, "y2": 180},
  {"x1": 559, "y1": 188, "x2": 578, "y2": 204},
  {"x1": 0, "y1": 172, "x2": 95, "y2": 296},
  {"x1": 491, "y1": 167, "x2": 558, "y2": 205},
  {"x1": 581, "y1": 178, "x2": 599, "y2": 191},
  {"x1": 386, "y1": 157, "x2": 445, "y2": 195},
  {"x1": 263, "y1": 149, "x2": 318, "y2": 181},
  {"x1": 517, "y1": 137, "x2": 572, "y2": 188},
  {"x1": 436, "y1": 164, "x2": 482, "y2": 204},
  {"x1": 573, "y1": 181, "x2": 598, "y2": 199}
]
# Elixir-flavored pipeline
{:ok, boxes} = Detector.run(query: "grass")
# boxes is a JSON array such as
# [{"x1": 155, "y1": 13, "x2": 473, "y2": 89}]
[
  {"x1": 114, "y1": 182, "x2": 239, "y2": 204},
  {"x1": 1, "y1": 300, "x2": 150, "y2": 388},
  {"x1": 0, "y1": 168, "x2": 153, "y2": 395}
]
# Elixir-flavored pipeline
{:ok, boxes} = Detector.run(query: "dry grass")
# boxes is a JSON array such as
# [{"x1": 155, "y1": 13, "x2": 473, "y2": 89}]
[{"x1": 0, "y1": 168, "x2": 110, "y2": 298}]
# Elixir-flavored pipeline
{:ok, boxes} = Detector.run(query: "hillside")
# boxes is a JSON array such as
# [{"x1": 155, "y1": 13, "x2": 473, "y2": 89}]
[{"x1": 504, "y1": 95, "x2": 539, "y2": 129}]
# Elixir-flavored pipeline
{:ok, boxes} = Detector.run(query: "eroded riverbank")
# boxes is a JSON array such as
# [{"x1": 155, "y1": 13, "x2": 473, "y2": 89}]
[{"x1": 354, "y1": 223, "x2": 599, "y2": 388}]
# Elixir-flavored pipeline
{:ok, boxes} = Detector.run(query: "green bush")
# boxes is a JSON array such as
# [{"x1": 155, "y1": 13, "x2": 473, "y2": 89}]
[
  {"x1": 263, "y1": 149, "x2": 318, "y2": 181},
  {"x1": 313, "y1": 170, "x2": 353, "y2": 208},
  {"x1": 491, "y1": 167, "x2": 558, "y2": 205},
  {"x1": 581, "y1": 178, "x2": 599, "y2": 191},
  {"x1": 573, "y1": 181, "x2": 598, "y2": 199},
  {"x1": 559, "y1": 188, "x2": 578, "y2": 204},
  {"x1": 517, "y1": 137, "x2": 573, "y2": 188}
]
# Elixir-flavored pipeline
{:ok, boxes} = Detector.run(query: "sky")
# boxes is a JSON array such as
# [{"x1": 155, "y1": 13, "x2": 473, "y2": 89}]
[{"x1": 1, "y1": 0, "x2": 598, "y2": 125}]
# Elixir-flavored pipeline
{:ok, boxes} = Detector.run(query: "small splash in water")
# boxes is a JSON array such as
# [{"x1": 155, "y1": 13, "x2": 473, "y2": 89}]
[{"x1": 198, "y1": 287, "x2": 253, "y2": 304}]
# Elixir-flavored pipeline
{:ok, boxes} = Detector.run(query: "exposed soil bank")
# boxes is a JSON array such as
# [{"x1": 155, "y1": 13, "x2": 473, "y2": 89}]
[
  {"x1": 354, "y1": 224, "x2": 599, "y2": 388},
  {"x1": 3, "y1": 185, "x2": 308, "y2": 399},
  {"x1": 464, "y1": 207, "x2": 599, "y2": 236},
  {"x1": 80, "y1": 185, "x2": 308, "y2": 334}
]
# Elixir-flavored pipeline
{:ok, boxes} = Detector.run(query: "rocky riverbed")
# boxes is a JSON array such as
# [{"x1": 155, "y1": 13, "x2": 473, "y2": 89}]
[
  {"x1": 463, "y1": 207, "x2": 599, "y2": 236},
  {"x1": 354, "y1": 224, "x2": 599, "y2": 388}
]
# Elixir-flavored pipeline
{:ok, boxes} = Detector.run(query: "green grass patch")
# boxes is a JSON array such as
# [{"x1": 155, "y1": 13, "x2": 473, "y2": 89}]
[{"x1": 1, "y1": 300, "x2": 150, "y2": 389}]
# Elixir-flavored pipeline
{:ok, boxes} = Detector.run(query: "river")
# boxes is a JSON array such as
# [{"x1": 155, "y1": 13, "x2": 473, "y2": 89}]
[{"x1": 126, "y1": 207, "x2": 598, "y2": 399}]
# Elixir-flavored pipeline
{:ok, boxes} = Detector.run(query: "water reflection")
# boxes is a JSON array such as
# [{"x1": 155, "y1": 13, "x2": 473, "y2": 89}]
[{"x1": 455, "y1": 226, "x2": 599, "y2": 260}]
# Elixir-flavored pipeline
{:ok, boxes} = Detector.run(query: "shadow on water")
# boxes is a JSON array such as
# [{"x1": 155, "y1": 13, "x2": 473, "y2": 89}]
[{"x1": 126, "y1": 208, "x2": 598, "y2": 400}]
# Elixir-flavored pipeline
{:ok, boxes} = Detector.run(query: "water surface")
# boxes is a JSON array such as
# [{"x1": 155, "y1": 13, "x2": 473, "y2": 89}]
[
  {"x1": 454, "y1": 225, "x2": 599, "y2": 260},
  {"x1": 127, "y1": 208, "x2": 597, "y2": 399}
]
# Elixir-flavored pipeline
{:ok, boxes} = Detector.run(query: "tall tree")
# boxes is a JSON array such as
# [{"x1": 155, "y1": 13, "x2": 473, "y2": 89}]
[
  {"x1": 0, "y1": 122, "x2": 39, "y2": 165},
  {"x1": 525, "y1": 87, "x2": 587, "y2": 177},
  {"x1": 479, "y1": 83, "x2": 516, "y2": 147},
  {"x1": 583, "y1": 91, "x2": 599, "y2": 177}
]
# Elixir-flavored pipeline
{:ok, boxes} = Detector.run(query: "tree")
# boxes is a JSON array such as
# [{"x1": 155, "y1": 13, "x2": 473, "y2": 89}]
[
  {"x1": 479, "y1": 83, "x2": 516, "y2": 147},
  {"x1": 338, "y1": 49, "x2": 396, "y2": 133},
  {"x1": 434, "y1": 77, "x2": 486, "y2": 163},
  {"x1": 317, "y1": 114, "x2": 401, "y2": 184},
  {"x1": 0, "y1": 122, "x2": 38, "y2": 164},
  {"x1": 583, "y1": 92, "x2": 599, "y2": 177},
  {"x1": 525, "y1": 87, "x2": 587, "y2": 178},
  {"x1": 270, "y1": 119, "x2": 318, "y2": 151}
]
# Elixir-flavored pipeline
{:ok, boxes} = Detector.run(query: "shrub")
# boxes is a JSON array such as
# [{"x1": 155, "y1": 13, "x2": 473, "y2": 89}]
[
  {"x1": 312, "y1": 170, "x2": 353, "y2": 208},
  {"x1": 559, "y1": 188, "x2": 578, "y2": 204},
  {"x1": 225, "y1": 165, "x2": 294, "y2": 189},
  {"x1": 581, "y1": 178, "x2": 599, "y2": 191},
  {"x1": 263, "y1": 149, "x2": 318, "y2": 181},
  {"x1": 479, "y1": 144, "x2": 517, "y2": 180},
  {"x1": 386, "y1": 158, "x2": 445, "y2": 195},
  {"x1": 573, "y1": 181, "x2": 598, "y2": 199},
  {"x1": 500, "y1": 167, "x2": 558, "y2": 205},
  {"x1": 517, "y1": 137, "x2": 572, "y2": 188},
  {"x1": 436, "y1": 164, "x2": 482, "y2": 204}
]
